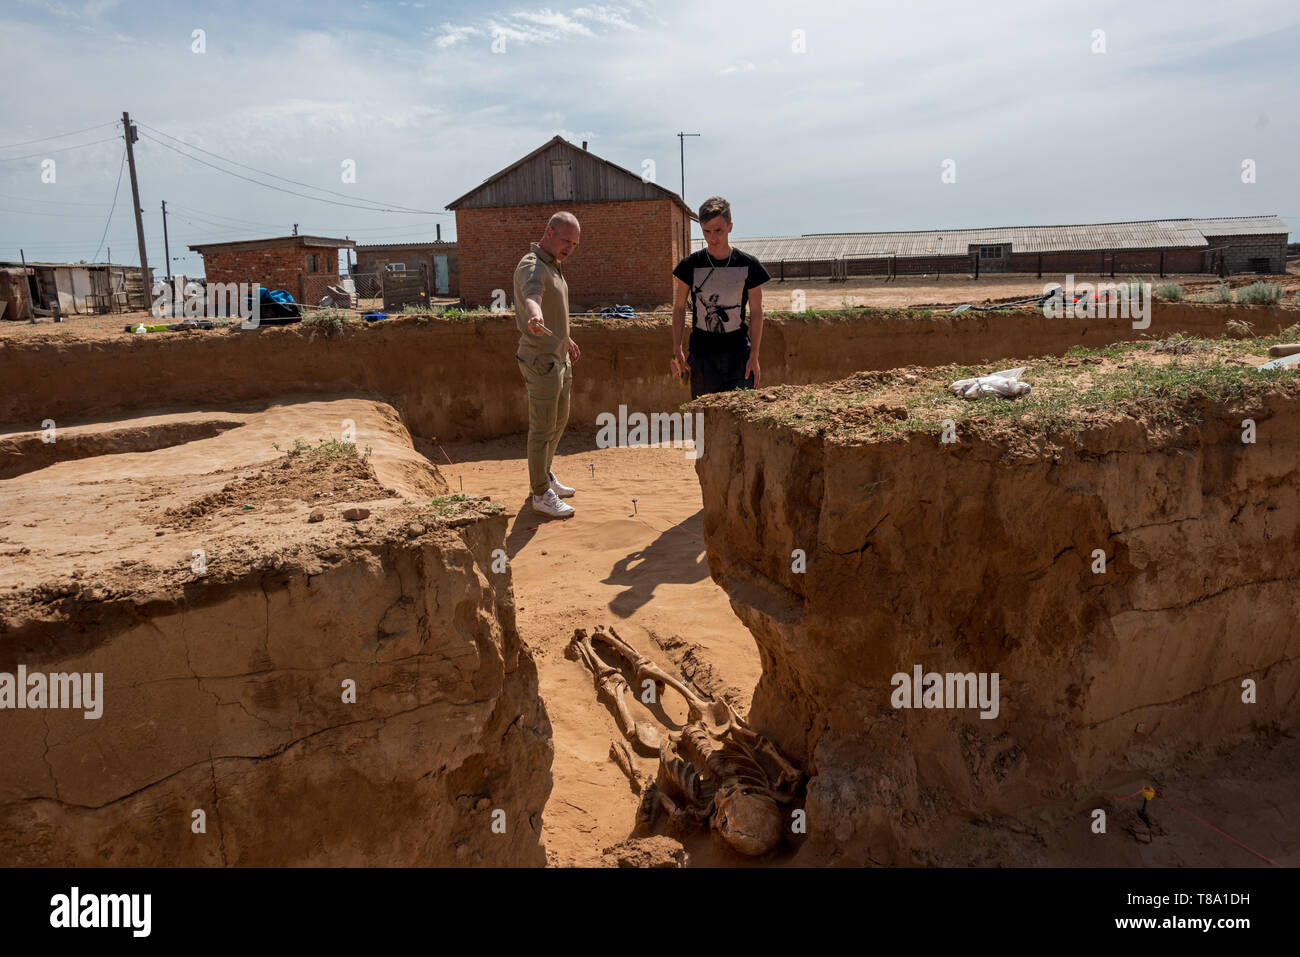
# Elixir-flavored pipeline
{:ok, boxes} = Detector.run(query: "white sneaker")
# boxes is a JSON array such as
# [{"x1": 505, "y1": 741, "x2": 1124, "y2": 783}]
[
  {"x1": 532, "y1": 488, "x2": 574, "y2": 518},
  {"x1": 548, "y1": 470, "x2": 575, "y2": 498}
]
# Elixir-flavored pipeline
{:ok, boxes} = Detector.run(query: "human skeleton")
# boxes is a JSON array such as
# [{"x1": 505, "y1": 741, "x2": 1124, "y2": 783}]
[{"x1": 566, "y1": 625, "x2": 804, "y2": 856}]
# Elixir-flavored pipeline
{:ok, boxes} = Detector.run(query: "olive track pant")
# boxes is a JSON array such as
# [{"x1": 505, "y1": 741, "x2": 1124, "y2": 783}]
[{"x1": 516, "y1": 352, "x2": 572, "y2": 497}]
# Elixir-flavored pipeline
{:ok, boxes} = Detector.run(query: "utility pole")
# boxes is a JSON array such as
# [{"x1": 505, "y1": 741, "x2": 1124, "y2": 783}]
[
  {"x1": 160, "y1": 200, "x2": 172, "y2": 281},
  {"x1": 122, "y1": 112, "x2": 151, "y2": 307},
  {"x1": 677, "y1": 132, "x2": 700, "y2": 206}
]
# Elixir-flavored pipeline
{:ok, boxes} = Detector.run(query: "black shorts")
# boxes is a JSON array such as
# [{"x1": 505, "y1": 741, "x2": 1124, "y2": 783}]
[{"x1": 688, "y1": 341, "x2": 753, "y2": 399}]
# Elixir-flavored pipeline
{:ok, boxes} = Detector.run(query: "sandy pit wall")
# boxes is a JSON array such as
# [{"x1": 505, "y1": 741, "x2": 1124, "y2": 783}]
[
  {"x1": 2, "y1": 304, "x2": 1293, "y2": 444},
  {"x1": 0, "y1": 398, "x2": 552, "y2": 866},
  {"x1": 0, "y1": 510, "x2": 551, "y2": 866},
  {"x1": 690, "y1": 369, "x2": 1300, "y2": 865}
]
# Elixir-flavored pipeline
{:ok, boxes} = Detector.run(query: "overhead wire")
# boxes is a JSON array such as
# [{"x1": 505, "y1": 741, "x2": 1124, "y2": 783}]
[
  {"x1": 136, "y1": 125, "x2": 446, "y2": 215},
  {"x1": 136, "y1": 121, "x2": 442, "y2": 214},
  {"x1": 92, "y1": 146, "x2": 128, "y2": 262},
  {"x1": 0, "y1": 136, "x2": 122, "y2": 163},
  {"x1": 0, "y1": 121, "x2": 119, "y2": 151}
]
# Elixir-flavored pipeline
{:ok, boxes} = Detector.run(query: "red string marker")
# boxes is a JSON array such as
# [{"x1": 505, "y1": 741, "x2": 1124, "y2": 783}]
[{"x1": 1115, "y1": 785, "x2": 1282, "y2": 867}]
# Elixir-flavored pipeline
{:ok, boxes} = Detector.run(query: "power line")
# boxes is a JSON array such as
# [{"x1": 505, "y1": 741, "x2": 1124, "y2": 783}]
[
  {"x1": 170, "y1": 209, "x2": 281, "y2": 234},
  {"x1": 136, "y1": 125, "x2": 446, "y2": 215},
  {"x1": 0, "y1": 206, "x2": 106, "y2": 219},
  {"x1": 137, "y1": 120, "x2": 443, "y2": 214},
  {"x1": 0, "y1": 191, "x2": 114, "y2": 208},
  {"x1": 0, "y1": 136, "x2": 122, "y2": 163},
  {"x1": 0, "y1": 121, "x2": 119, "y2": 152},
  {"x1": 166, "y1": 202, "x2": 286, "y2": 231},
  {"x1": 92, "y1": 146, "x2": 128, "y2": 262}
]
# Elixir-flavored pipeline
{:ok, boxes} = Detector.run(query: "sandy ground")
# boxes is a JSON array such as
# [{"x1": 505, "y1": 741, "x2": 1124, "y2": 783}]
[
  {"x1": 443, "y1": 425, "x2": 1300, "y2": 868},
  {"x1": 6, "y1": 271, "x2": 1296, "y2": 341},
  {"x1": 436, "y1": 430, "x2": 764, "y2": 866},
  {"x1": 0, "y1": 398, "x2": 445, "y2": 596}
]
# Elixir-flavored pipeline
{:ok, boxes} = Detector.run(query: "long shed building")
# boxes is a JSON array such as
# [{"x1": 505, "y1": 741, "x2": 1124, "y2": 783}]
[{"x1": 700, "y1": 215, "x2": 1290, "y2": 279}]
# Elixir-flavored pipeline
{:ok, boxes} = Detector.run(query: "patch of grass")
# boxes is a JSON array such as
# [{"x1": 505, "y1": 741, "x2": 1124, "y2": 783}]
[
  {"x1": 1149, "y1": 332, "x2": 1200, "y2": 354},
  {"x1": 1209, "y1": 283, "x2": 1234, "y2": 303},
  {"x1": 1235, "y1": 281, "x2": 1282, "y2": 305},
  {"x1": 400, "y1": 303, "x2": 438, "y2": 315},
  {"x1": 1154, "y1": 283, "x2": 1184, "y2": 301},
  {"x1": 302, "y1": 308, "x2": 351, "y2": 335},
  {"x1": 1065, "y1": 343, "x2": 1129, "y2": 360},
  {"x1": 277, "y1": 437, "x2": 371, "y2": 464},
  {"x1": 805, "y1": 340, "x2": 1299, "y2": 442},
  {"x1": 429, "y1": 492, "x2": 474, "y2": 516},
  {"x1": 440, "y1": 307, "x2": 493, "y2": 322}
]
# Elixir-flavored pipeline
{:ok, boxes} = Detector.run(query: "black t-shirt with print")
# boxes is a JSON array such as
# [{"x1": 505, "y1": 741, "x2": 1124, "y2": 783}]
[{"x1": 672, "y1": 247, "x2": 770, "y2": 354}]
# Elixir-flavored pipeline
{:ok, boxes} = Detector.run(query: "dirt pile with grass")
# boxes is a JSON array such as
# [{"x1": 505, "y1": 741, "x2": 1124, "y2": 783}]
[
  {"x1": 690, "y1": 335, "x2": 1300, "y2": 865},
  {"x1": 155, "y1": 437, "x2": 394, "y2": 529}
]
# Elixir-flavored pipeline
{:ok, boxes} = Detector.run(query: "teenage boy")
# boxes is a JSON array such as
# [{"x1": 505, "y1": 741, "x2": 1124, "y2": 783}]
[{"x1": 671, "y1": 197, "x2": 770, "y2": 398}]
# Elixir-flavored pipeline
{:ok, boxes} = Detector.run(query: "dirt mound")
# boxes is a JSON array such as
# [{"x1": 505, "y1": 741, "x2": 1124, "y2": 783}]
[
  {"x1": 155, "y1": 439, "x2": 394, "y2": 529},
  {"x1": 600, "y1": 835, "x2": 689, "y2": 867}
]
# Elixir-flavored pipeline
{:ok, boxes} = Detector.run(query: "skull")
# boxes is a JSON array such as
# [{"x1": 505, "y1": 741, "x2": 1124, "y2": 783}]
[{"x1": 711, "y1": 783, "x2": 784, "y2": 856}]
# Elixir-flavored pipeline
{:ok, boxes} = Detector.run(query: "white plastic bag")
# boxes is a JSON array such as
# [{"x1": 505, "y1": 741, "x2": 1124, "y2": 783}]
[{"x1": 949, "y1": 366, "x2": 1030, "y2": 399}]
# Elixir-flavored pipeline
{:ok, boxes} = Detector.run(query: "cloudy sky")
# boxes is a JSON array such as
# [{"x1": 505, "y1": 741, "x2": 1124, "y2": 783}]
[{"x1": 1, "y1": 0, "x2": 1296, "y2": 276}]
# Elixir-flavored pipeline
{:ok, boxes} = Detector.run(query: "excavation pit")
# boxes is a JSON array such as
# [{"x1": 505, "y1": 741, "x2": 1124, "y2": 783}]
[{"x1": 3, "y1": 303, "x2": 1299, "y2": 867}]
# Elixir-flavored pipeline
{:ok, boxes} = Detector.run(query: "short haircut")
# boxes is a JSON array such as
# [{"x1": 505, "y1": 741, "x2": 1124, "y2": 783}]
[
  {"x1": 698, "y1": 197, "x2": 731, "y2": 225},
  {"x1": 548, "y1": 211, "x2": 580, "y2": 231}
]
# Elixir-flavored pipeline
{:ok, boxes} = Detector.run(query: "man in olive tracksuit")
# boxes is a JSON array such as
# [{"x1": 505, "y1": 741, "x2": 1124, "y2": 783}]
[{"x1": 514, "y1": 211, "x2": 582, "y2": 518}]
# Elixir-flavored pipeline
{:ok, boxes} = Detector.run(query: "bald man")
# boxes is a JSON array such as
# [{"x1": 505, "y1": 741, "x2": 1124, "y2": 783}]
[{"x1": 514, "y1": 211, "x2": 582, "y2": 518}]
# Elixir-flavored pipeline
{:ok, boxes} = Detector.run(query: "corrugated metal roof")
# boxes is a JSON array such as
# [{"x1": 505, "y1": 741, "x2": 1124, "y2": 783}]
[
  {"x1": 1189, "y1": 216, "x2": 1290, "y2": 235},
  {"x1": 691, "y1": 216, "x2": 1289, "y2": 260},
  {"x1": 354, "y1": 241, "x2": 455, "y2": 250}
]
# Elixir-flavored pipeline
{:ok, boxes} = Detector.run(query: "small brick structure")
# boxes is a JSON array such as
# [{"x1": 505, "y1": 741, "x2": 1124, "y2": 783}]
[
  {"x1": 355, "y1": 241, "x2": 459, "y2": 298},
  {"x1": 189, "y1": 235, "x2": 356, "y2": 302},
  {"x1": 447, "y1": 137, "x2": 694, "y2": 310}
]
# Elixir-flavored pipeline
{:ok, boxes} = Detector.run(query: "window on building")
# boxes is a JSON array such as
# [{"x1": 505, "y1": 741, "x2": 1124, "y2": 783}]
[
  {"x1": 979, "y1": 245, "x2": 1006, "y2": 260},
  {"x1": 306, "y1": 254, "x2": 318, "y2": 273},
  {"x1": 386, "y1": 262, "x2": 407, "y2": 273}
]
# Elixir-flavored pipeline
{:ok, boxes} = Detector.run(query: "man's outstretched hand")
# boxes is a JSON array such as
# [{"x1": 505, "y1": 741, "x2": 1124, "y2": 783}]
[
  {"x1": 568, "y1": 338, "x2": 581, "y2": 362},
  {"x1": 745, "y1": 354, "x2": 761, "y2": 388}
]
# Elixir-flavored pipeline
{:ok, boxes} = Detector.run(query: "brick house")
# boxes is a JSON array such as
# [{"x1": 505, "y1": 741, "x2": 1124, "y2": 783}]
[
  {"x1": 446, "y1": 136, "x2": 695, "y2": 309},
  {"x1": 189, "y1": 235, "x2": 355, "y2": 300},
  {"x1": 354, "y1": 237, "x2": 458, "y2": 297}
]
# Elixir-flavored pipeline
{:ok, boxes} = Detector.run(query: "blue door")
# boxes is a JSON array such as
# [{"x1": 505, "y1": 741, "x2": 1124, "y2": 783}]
[{"x1": 434, "y1": 255, "x2": 449, "y2": 295}]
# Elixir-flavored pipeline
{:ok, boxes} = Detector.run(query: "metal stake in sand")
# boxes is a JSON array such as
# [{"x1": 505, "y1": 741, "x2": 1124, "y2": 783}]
[
  {"x1": 459, "y1": 475, "x2": 463, "y2": 492},
  {"x1": 1139, "y1": 786, "x2": 1155, "y2": 825},
  {"x1": 588, "y1": 462, "x2": 595, "y2": 479},
  {"x1": 632, "y1": 498, "x2": 638, "y2": 515}
]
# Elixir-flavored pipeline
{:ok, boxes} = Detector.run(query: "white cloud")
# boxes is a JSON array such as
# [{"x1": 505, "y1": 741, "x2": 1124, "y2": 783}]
[
  {"x1": 572, "y1": 4, "x2": 639, "y2": 29},
  {"x1": 432, "y1": 23, "x2": 483, "y2": 47},
  {"x1": 430, "y1": 3, "x2": 648, "y2": 50},
  {"x1": 513, "y1": 9, "x2": 596, "y2": 38}
]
